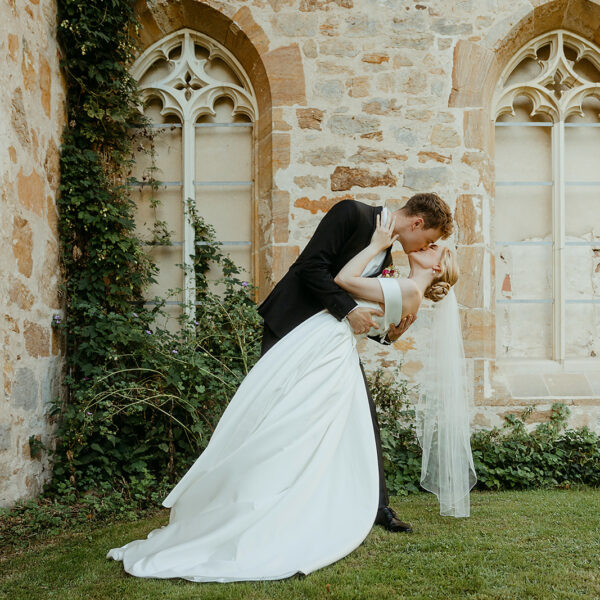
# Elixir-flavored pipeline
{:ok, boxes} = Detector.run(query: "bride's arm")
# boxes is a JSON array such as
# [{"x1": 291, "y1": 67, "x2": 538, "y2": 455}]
[{"x1": 333, "y1": 214, "x2": 397, "y2": 303}]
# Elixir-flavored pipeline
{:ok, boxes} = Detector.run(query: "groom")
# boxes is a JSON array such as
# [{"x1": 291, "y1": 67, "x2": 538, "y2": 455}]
[{"x1": 258, "y1": 192, "x2": 454, "y2": 532}]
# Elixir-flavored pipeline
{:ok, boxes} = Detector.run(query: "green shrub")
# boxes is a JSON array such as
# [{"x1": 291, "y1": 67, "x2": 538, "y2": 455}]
[
  {"x1": 46, "y1": 218, "x2": 262, "y2": 501},
  {"x1": 370, "y1": 374, "x2": 600, "y2": 495}
]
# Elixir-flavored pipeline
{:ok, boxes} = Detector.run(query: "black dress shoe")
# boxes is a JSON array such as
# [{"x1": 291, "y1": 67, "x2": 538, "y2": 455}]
[{"x1": 374, "y1": 506, "x2": 413, "y2": 533}]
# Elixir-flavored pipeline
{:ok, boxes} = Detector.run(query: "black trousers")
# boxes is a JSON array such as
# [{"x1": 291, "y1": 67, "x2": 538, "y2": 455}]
[{"x1": 260, "y1": 322, "x2": 389, "y2": 510}]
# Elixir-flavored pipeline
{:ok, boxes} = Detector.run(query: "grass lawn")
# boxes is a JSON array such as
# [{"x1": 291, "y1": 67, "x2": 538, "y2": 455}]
[{"x1": 1, "y1": 489, "x2": 599, "y2": 600}]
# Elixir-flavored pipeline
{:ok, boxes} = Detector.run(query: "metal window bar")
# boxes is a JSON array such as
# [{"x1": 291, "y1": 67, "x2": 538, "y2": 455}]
[
  {"x1": 141, "y1": 241, "x2": 251, "y2": 247},
  {"x1": 495, "y1": 122, "x2": 553, "y2": 127},
  {"x1": 496, "y1": 299, "x2": 554, "y2": 304},
  {"x1": 496, "y1": 299, "x2": 600, "y2": 304},
  {"x1": 495, "y1": 181, "x2": 553, "y2": 186},
  {"x1": 126, "y1": 181, "x2": 182, "y2": 187},
  {"x1": 495, "y1": 241, "x2": 552, "y2": 246},
  {"x1": 142, "y1": 300, "x2": 243, "y2": 306},
  {"x1": 195, "y1": 123, "x2": 253, "y2": 128},
  {"x1": 565, "y1": 181, "x2": 600, "y2": 185},
  {"x1": 496, "y1": 241, "x2": 599, "y2": 246},
  {"x1": 193, "y1": 180, "x2": 253, "y2": 186}
]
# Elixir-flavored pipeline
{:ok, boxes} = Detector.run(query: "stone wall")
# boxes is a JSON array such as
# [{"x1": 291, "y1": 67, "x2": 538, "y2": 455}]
[
  {"x1": 0, "y1": 0, "x2": 66, "y2": 507},
  {"x1": 130, "y1": 0, "x2": 600, "y2": 433},
  {"x1": 3, "y1": 0, "x2": 600, "y2": 507}
]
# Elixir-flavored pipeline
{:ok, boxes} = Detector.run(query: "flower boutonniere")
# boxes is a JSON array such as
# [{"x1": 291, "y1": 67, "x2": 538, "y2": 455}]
[{"x1": 381, "y1": 267, "x2": 400, "y2": 278}]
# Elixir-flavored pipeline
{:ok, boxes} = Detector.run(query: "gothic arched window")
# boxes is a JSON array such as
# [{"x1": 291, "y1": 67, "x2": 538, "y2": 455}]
[
  {"x1": 128, "y1": 28, "x2": 258, "y2": 321},
  {"x1": 494, "y1": 30, "x2": 600, "y2": 361}
]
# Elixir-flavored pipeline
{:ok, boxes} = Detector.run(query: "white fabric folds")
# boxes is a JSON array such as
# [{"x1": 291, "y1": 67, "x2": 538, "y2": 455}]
[
  {"x1": 106, "y1": 309, "x2": 380, "y2": 582},
  {"x1": 415, "y1": 289, "x2": 477, "y2": 517}
]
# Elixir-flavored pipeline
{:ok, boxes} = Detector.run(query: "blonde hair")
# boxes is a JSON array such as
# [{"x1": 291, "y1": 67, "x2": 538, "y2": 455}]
[{"x1": 424, "y1": 247, "x2": 459, "y2": 302}]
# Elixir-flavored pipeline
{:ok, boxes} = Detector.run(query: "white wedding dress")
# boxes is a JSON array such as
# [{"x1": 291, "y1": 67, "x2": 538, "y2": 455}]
[{"x1": 106, "y1": 277, "x2": 403, "y2": 583}]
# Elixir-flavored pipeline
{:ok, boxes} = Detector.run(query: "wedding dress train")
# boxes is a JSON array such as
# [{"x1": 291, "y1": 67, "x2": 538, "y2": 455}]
[{"x1": 106, "y1": 279, "x2": 403, "y2": 582}]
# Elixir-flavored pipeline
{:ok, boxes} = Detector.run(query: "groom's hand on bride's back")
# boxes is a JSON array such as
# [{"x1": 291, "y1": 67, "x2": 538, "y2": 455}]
[{"x1": 346, "y1": 306, "x2": 384, "y2": 335}]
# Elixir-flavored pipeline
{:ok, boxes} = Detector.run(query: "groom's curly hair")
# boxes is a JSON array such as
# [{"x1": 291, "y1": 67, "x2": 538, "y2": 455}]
[{"x1": 402, "y1": 192, "x2": 453, "y2": 239}]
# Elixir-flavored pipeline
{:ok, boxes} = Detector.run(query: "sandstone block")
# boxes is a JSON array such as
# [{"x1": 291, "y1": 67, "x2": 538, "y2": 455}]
[
  {"x1": 39, "y1": 54, "x2": 51, "y2": 118},
  {"x1": 327, "y1": 114, "x2": 380, "y2": 136},
  {"x1": 272, "y1": 245, "x2": 300, "y2": 282},
  {"x1": 8, "y1": 34, "x2": 18, "y2": 61},
  {"x1": 314, "y1": 79, "x2": 345, "y2": 99},
  {"x1": 545, "y1": 374, "x2": 594, "y2": 397},
  {"x1": 272, "y1": 13, "x2": 317, "y2": 36},
  {"x1": 299, "y1": 0, "x2": 354, "y2": 10},
  {"x1": 343, "y1": 13, "x2": 379, "y2": 37},
  {"x1": 463, "y1": 108, "x2": 493, "y2": 152},
  {"x1": 232, "y1": 6, "x2": 270, "y2": 55},
  {"x1": 348, "y1": 146, "x2": 407, "y2": 164},
  {"x1": 297, "y1": 108, "x2": 324, "y2": 130},
  {"x1": 293, "y1": 175, "x2": 328, "y2": 188},
  {"x1": 24, "y1": 321, "x2": 50, "y2": 358},
  {"x1": 263, "y1": 44, "x2": 306, "y2": 106},
  {"x1": 272, "y1": 133, "x2": 290, "y2": 172},
  {"x1": 17, "y1": 168, "x2": 45, "y2": 216},
  {"x1": 389, "y1": 32, "x2": 434, "y2": 50},
  {"x1": 455, "y1": 194, "x2": 483, "y2": 244},
  {"x1": 455, "y1": 246, "x2": 485, "y2": 308},
  {"x1": 316, "y1": 60, "x2": 353, "y2": 75},
  {"x1": 0, "y1": 424, "x2": 11, "y2": 452},
  {"x1": 391, "y1": 127, "x2": 418, "y2": 146},
  {"x1": 361, "y1": 131, "x2": 383, "y2": 141},
  {"x1": 21, "y1": 44, "x2": 36, "y2": 94},
  {"x1": 362, "y1": 53, "x2": 389, "y2": 64},
  {"x1": 319, "y1": 38, "x2": 359, "y2": 57},
  {"x1": 272, "y1": 190, "x2": 290, "y2": 244},
  {"x1": 418, "y1": 151, "x2": 451, "y2": 164},
  {"x1": 300, "y1": 145, "x2": 345, "y2": 166},
  {"x1": 330, "y1": 166, "x2": 397, "y2": 192},
  {"x1": 460, "y1": 308, "x2": 494, "y2": 358},
  {"x1": 345, "y1": 76, "x2": 370, "y2": 98},
  {"x1": 11, "y1": 87, "x2": 31, "y2": 147},
  {"x1": 403, "y1": 166, "x2": 450, "y2": 190},
  {"x1": 9, "y1": 278, "x2": 34, "y2": 311},
  {"x1": 302, "y1": 38, "x2": 317, "y2": 58},
  {"x1": 12, "y1": 216, "x2": 33, "y2": 278},
  {"x1": 432, "y1": 18, "x2": 473, "y2": 36},
  {"x1": 294, "y1": 194, "x2": 352, "y2": 214},
  {"x1": 449, "y1": 40, "x2": 497, "y2": 108},
  {"x1": 12, "y1": 367, "x2": 39, "y2": 411},
  {"x1": 430, "y1": 124, "x2": 460, "y2": 147},
  {"x1": 362, "y1": 98, "x2": 402, "y2": 116},
  {"x1": 461, "y1": 151, "x2": 493, "y2": 194}
]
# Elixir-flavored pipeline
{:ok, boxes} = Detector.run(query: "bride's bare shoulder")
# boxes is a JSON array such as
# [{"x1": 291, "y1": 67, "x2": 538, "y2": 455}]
[{"x1": 397, "y1": 279, "x2": 421, "y2": 313}]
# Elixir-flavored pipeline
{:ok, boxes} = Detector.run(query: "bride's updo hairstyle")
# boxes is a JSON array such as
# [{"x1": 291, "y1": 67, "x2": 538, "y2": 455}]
[{"x1": 424, "y1": 247, "x2": 459, "y2": 302}]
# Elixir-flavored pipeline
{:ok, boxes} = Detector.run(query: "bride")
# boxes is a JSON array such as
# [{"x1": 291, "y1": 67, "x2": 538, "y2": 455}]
[{"x1": 106, "y1": 214, "x2": 475, "y2": 582}]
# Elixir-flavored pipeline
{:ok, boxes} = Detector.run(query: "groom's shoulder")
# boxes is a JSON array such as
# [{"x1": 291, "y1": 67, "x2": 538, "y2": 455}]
[{"x1": 329, "y1": 198, "x2": 372, "y2": 220}]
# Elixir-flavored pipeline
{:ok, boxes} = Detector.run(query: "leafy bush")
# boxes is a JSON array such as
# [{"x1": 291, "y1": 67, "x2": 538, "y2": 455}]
[
  {"x1": 46, "y1": 218, "x2": 262, "y2": 501},
  {"x1": 471, "y1": 403, "x2": 600, "y2": 490},
  {"x1": 371, "y1": 375, "x2": 600, "y2": 496},
  {"x1": 367, "y1": 367, "x2": 422, "y2": 496}
]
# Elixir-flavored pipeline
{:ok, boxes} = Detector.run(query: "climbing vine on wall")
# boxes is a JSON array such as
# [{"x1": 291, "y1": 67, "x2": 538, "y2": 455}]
[
  {"x1": 47, "y1": 1, "x2": 263, "y2": 504},
  {"x1": 51, "y1": 0, "x2": 160, "y2": 491}
]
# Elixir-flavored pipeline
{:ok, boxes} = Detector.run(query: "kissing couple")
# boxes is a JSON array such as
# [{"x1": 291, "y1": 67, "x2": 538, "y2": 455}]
[{"x1": 107, "y1": 192, "x2": 477, "y2": 583}]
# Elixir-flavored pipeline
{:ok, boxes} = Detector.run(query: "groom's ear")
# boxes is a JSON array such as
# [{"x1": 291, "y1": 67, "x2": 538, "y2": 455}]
[{"x1": 410, "y1": 216, "x2": 424, "y2": 230}]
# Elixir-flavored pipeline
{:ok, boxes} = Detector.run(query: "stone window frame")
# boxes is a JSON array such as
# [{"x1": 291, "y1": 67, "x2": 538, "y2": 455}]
[
  {"x1": 493, "y1": 29, "x2": 600, "y2": 363},
  {"x1": 129, "y1": 28, "x2": 259, "y2": 318}
]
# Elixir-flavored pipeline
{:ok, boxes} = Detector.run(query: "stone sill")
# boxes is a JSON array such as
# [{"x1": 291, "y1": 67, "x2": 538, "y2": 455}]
[{"x1": 496, "y1": 358, "x2": 600, "y2": 374}]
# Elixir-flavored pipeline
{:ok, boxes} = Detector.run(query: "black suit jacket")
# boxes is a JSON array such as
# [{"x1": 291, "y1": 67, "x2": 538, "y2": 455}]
[{"x1": 258, "y1": 199, "x2": 393, "y2": 340}]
